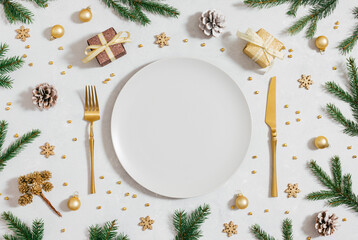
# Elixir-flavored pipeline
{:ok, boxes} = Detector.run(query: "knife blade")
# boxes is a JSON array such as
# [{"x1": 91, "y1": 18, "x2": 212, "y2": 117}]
[{"x1": 265, "y1": 76, "x2": 278, "y2": 197}]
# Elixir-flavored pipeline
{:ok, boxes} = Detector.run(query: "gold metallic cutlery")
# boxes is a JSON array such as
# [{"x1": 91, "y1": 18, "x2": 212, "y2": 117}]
[
  {"x1": 265, "y1": 77, "x2": 277, "y2": 197},
  {"x1": 84, "y1": 86, "x2": 100, "y2": 194}
]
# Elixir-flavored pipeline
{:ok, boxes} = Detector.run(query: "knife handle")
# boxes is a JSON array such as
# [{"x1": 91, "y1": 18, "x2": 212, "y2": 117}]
[{"x1": 271, "y1": 130, "x2": 278, "y2": 197}]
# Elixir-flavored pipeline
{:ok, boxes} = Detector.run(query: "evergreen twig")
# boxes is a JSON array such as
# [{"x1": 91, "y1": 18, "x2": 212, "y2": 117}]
[
  {"x1": 0, "y1": 43, "x2": 24, "y2": 89},
  {"x1": 173, "y1": 204, "x2": 211, "y2": 240},
  {"x1": 0, "y1": 120, "x2": 41, "y2": 172},
  {"x1": 88, "y1": 220, "x2": 129, "y2": 240},
  {"x1": 325, "y1": 58, "x2": 358, "y2": 136},
  {"x1": 251, "y1": 219, "x2": 293, "y2": 240},
  {"x1": 1, "y1": 211, "x2": 44, "y2": 240},
  {"x1": 307, "y1": 156, "x2": 358, "y2": 213},
  {"x1": 100, "y1": 0, "x2": 179, "y2": 25},
  {"x1": 0, "y1": 0, "x2": 33, "y2": 24},
  {"x1": 338, "y1": 7, "x2": 358, "y2": 54}
]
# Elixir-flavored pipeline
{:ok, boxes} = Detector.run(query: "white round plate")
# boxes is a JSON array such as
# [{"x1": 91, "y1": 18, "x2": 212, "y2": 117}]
[{"x1": 111, "y1": 58, "x2": 251, "y2": 198}]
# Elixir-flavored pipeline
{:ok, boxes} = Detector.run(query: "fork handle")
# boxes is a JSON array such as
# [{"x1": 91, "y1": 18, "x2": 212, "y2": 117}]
[
  {"x1": 90, "y1": 122, "x2": 96, "y2": 194},
  {"x1": 271, "y1": 130, "x2": 277, "y2": 197}
]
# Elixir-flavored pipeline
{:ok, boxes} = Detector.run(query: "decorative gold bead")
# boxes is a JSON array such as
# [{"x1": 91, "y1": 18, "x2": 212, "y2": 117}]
[
  {"x1": 61, "y1": 229, "x2": 65, "y2": 233},
  {"x1": 28, "y1": 63, "x2": 33, "y2": 66},
  {"x1": 292, "y1": 156, "x2": 297, "y2": 160},
  {"x1": 145, "y1": 203, "x2": 150, "y2": 207},
  {"x1": 335, "y1": 21, "x2": 339, "y2": 25},
  {"x1": 14, "y1": 134, "x2": 19, "y2": 138},
  {"x1": 49, "y1": 61, "x2": 54, "y2": 65},
  {"x1": 285, "y1": 121, "x2": 290, "y2": 125},
  {"x1": 317, "y1": 115, "x2": 322, "y2": 119},
  {"x1": 248, "y1": 77, "x2": 252, "y2": 81},
  {"x1": 342, "y1": 218, "x2": 347, "y2": 222},
  {"x1": 333, "y1": 66, "x2": 337, "y2": 70},
  {"x1": 68, "y1": 65, "x2": 72, "y2": 69},
  {"x1": 125, "y1": 192, "x2": 129, "y2": 196},
  {"x1": 288, "y1": 49, "x2": 293, "y2": 52},
  {"x1": 110, "y1": 73, "x2": 115, "y2": 77},
  {"x1": 307, "y1": 237, "x2": 311, "y2": 240},
  {"x1": 122, "y1": 207, "x2": 127, "y2": 211},
  {"x1": 284, "y1": 104, "x2": 289, "y2": 108},
  {"x1": 100, "y1": 176, "x2": 104, "y2": 179},
  {"x1": 117, "y1": 181, "x2": 121, "y2": 184},
  {"x1": 201, "y1": 43, "x2": 206, "y2": 47},
  {"x1": 282, "y1": 143, "x2": 287, "y2": 147},
  {"x1": 353, "y1": 155, "x2": 357, "y2": 159},
  {"x1": 334, "y1": 26, "x2": 338, "y2": 29},
  {"x1": 22, "y1": 54, "x2": 27, "y2": 58},
  {"x1": 62, "y1": 155, "x2": 66, "y2": 159},
  {"x1": 5, "y1": 107, "x2": 10, "y2": 111},
  {"x1": 254, "y1": 91, "x2": 259, "y2": 94},
  {"x1": 251, "y1": 170, "x2": 257, "y2": 174},
  {"x1": 25, "y1": 45, "x2": 30, "y2": 49},
  {"x1": 252, "y1": 155, "x2": 257, "y2": 159},
  {"x1": 73, "y1": 138, "x2": 77, "y2": 141},
  {"x1": 285, "y1": 210, "x2": 290, "y2": 214},
  {"x1": 295, "y1": 111, "x2": 300, "y2": 114},
  {"x1": 264, "y1": 209, "x2": 269, "y2": 213},
  {"x1": 220, "y1": 48, "x2": 225, "y2": 52},
  {"x1": 296, "y1": 118, "x2": 301, "y2": 122},
  {"x1": 61, "y1": 71, "x2": 66, "y2": 75},
  {"x1": 58, "y1": 46, "x2": 64, "y2": 50},
  {"x1": 67, "y1": 120, "x2": 72, "y2": 124},
  {"x1": 347, "y1": 146, "x2": 352, "y2": 150},
  {"x1": 63, "y1": 182, "x2": 68, "y2": 186},
  {"x1": 4, "y1": 196, "x2": 9, "y2": 200},
  {"x1": 248, "y1": 212, "x2": 253, "y2": 215},
  {"x1": 288, "y1": 55, "x2": 293, "y2": 58},
  {"x1": 97, "y1": 206, "x2": 102, "y2": 209},
  {"x1": 132, "y1": 194, "x2": 137, "y2": 198},
  {"x1": 107, "y1": 190, "x2": 111, "y2": 194},
  {"x1": 138, "y1": 44, "x2": 143, "y2": 48},
  {"x1": 183, "y1": 39, "x2": 188, "y2": 43},
  {"x1": 7, "y1": 102, "x2": 11, "y2": 106}
]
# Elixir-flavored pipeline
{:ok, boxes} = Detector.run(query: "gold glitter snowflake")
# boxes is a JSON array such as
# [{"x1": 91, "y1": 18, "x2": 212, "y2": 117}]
[
  {"x1": 155, "y1": 32, "x2": 170, "y2": 48},
  {"x1": 222, "y1": 221, "x2": 238, "y2": 237},
  {"x1": 40, "y1": 142, "x2": 55, "y2": 158},
  {"x1": 284, "y1": 183, "x2": 301, "y2": 198},
  {"x1": 15, "y1": 26, "x2": 30, "y2": 42},
  {"x1": 139, "y1": 216, "x2": 154, "y2": 231},
  {"x1": 298, "y1": 74, "x2": 313, "y2": 90}
]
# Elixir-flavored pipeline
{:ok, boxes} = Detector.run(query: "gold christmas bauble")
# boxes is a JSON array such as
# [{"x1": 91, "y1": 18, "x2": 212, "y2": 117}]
[
  {"x1": 235, "y1": 193, "x2": 249, "y2": 209},
  {"x1": 79, "y1": 7, "x2": 92, "y2": 22},
  {"x1": 51, "y1": 25, "x2": 65, "y2": 39},
  {"x1": 67, "y1": 194, "x2": 81, "y2": 211},
  {"x1": 315, "y1": 36, "x2": 329, "y2": 52},
  {"x1": 314, "y1": 136, "x2": 329, "y2": 149}
]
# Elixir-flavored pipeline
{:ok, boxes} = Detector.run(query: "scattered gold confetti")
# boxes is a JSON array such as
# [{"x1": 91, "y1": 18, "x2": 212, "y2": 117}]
[
  {"x1": 231, "y1": 205, "x2": 235, "y2": 209},
  {"x1": 293, "y1": 156, "x2": 297, "y2": 160},
  {"x1": 296, "y1": 118, "x2": 301, "y2": 122},
  {"x1": 63, "y1": 182, "x2": 68, "y2": 186},
  {"x1": 14, "y1": 134, "x2": 19, "y2": 138},
  {"x1": 347, "y1": 146, "x2": 352, "y2": 150},
  {"x1": 61, "y1": 71, "x2": 66, "y2": 75},
  {"x1": 264, "y1": 209, "x2": 269, "y2": 213},
  {"x1": 307, "y1": 237, "x2": 311, "y2": 240},
  {"x1": 107, "y1": 190, "x2": 112, "y2": 194},
  {"x1": 334, "y1": 26, "x2": 338, "y2": 29},
  {"x1": 220, "y1": 48, "x2": 225, "y2": 52},
  {"x1": 97, "y1": 206, "x2": 102, "y2": 209},
  {"x1": 254, "y1": 91, "x2": 259, "y2": 94},
  {"x1": 117, "y1": 181, "x2": 122, "y2": 184},
  {"x1": 285, "y1": 121, "x2": 290, "y2": 125},
  {"x1": 122, "y1": 207, "x2": 127, "y2": 211},
  {"x1": 248, "y1": 212, "x2": 253, "y2": 215},
  {"x1": 183, "y1": 39, "x2": 188, "y2": 43},
  {"x1": 25, "y1": 45, "x2": 30, "y2": 49},
  {"x1": 284, "y1": 104, "x2": 289, "y2": 108},
  {"x1": 100, "y1": 176, "x2": 104, "y2": 179},
  {"x1": 335, "y1": 21, "x2": 339, "y2": 25},
  {"x1": 252, "y1": 155, "x2": 257, "y2": 159},
  {"x1": 285, "y1": 210, "x2": 290, "y2": 214},
  {"x1": 68, "y1": 65, "x2": 72, "y2": 69},
  {"x1": 333, "y1": 66, "x2": 337, "y2": 70},
  {"x1": 22, "y1": 54, "x2": 27, "y2": 58},
  {"x1": 201, "y1": 43, "x2": 206, "y2": 47},
  {"x1": 145, "y1": 203, "x2": 150, "y2": 207},
  {"x1": 295, "y1": 111, "x2": 300, "y2": 114},
  {"x1": 73, "y1": 138, "x2": 77, "y2": 141},
  {"x1": 58, "y1": 46, "x2": 64, "y2": 50},
  {"x1": 288, "y1": 49, "x2": 293, "y2": 52},
  {"x1": 248, "y1": 77, "x2": 252, "y2": 81},
  {"x1": 342, "y1": 218, "x2": 347, "y2": 222},
  {"x1": 61, "y1": 155, "x2": 66, "y2": 159},
  {"x1": 110, "y1": 73, "x2": 115, "y2": 77},
  {"x1": 49, "y1": 61, "x2": 54, "y2": 65},
  {"x1": 4, "y1": 196, "x2": 9, "y2": 200},
  {"x1": 61, "y1": 229, "x2": 65, "y2": 233},
  {"x1": 288, "y1": 55, "x2": 293, "y2": 58},
  {"x1": 251, "y1": 170, "x2": 257, "y2": 174},
  {"x1": 125, "y1": 192, "x2": 129, "y2": 196},
  {"x1": 133, "y1": 194, "x2": 137, "y2": 198},
  {"x1": 5, "y1": 107, "x2": 10, "y2": 111},
  {"x1": 28, "y1": 63, "x2": 33, "y2": 67},
  {"x1": 282, "y1": 143, "x2": 287, "y2": 147},
  {"x1": 317, "y1": 115, "x2": 322, "y2": 119},
  {"x1": 138, "y1": 44, "x2": 143, "y2": 48},
  {"x1": 105, "y1": 78, "x2": 111, "y2": 82},
  {"x1": 353, "y1": 155, "x2": 357, "y2": 159},
  {"x1": 67, "y1": 120, "x2": 72, "y2": 124}
]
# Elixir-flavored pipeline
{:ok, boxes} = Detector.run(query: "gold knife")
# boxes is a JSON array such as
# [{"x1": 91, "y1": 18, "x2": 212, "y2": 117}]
[{"x1": 265, "y1": 76, "x2": 278, "y2": 197}]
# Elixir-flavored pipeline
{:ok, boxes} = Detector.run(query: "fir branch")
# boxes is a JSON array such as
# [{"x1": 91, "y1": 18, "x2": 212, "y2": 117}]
[
  {"x1": 134, "y1": 0, "x2": 179, "y2": 18},
  {"x1": 102, "y1": 0, "x2": 137, "y2": 22},
  {"x1": 0, "y1": 56, "x2": 24, "y2": 75},
  {"x1": 338, "y1": 8, "x2": 358, "y2": 55},
  {"x1": 173, "y1": 204, "x2": 211, "y2": 240},
  {"x1": 0, "y1": 120, "x2": 8, "y2": 152},
  {"x1": 243, "y1": 0, "x2": 291, "y2": 8},
  {"x1": 28, "y1": 0, "x2": 48, "y2": 8},
  {"x1": 0, "y1": 74, "x2": 12, "y2": 89},
  {"x1": 1, "y1": 212, "x2": 33, "y2": 240},
  {"x1": 0, "y1": 43, "x2": 9, "y2": 59},
  {"x1": 88, "y1": 220, "x2": 128, "y2": 240},
  {"x1": 0, "y1": 0, "x2": 34, "y2": 24},
  {"x1": 325, "y1": 81, "x2": 354, "y2": 103},
  {"x1": 32, "y1": 219, "x2": 44, "y2": 240},
  {"x1": 347, "y1": 58, "x2": 358, "y2": 98},
  {"x1": 0, "y1": 124, "x2": 41, "y2": 172},
  {"x1": 282, "y1": 219, "x2": 293, "y2": 240},
  {"x1": 250, "y1": 224, "x2": 276, "y2": 240},
  {"x1": 132, "y1": 4, "x2": 150, "y2": 25},
  {"x1": 115, "y1": 233, "x2": 129, "y2": 240},
  {"x1": 307, "y1": 157, "x2": 358, "y2": 213},
  {"x1": 89, "y1": 224, "x2": 104, "y2": 240},
  {"x1": 103, "y1": 220, "x2": 118, "y2": 240}
]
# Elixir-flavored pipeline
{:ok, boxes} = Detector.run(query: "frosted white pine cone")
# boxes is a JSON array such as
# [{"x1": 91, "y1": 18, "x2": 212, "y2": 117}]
[
  {"x1": 315, "y1": 211, "x2": 338, "y2": 236},
  {"x1": 199, "y1": 9, "x2": 226, "y2": 37},
  {"x1": 32, "y1": 83, "x2": 58, "y2": 110}
]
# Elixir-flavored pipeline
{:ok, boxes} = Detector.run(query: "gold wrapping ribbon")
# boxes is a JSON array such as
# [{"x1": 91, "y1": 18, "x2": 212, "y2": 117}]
[
  {"x1": 82, "y1": 31, "x2": 131, "y2": 64},
  {"x1": 236, "y1": 28, "x2": 284, "y2": 67}
]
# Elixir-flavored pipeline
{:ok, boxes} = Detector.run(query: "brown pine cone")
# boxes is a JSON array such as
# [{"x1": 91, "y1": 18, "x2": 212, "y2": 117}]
[
  {"x1": 30, "y1": 183, "x2": 42, "y2": 195},
  {"x1": 27, "y1": 171, "x2": 43, "y2": 184},
  {"x1": 40, "y1": 170, "x2": 52, "y2": 181},
  {"x1": 32, "y1": 83, "x2": 58, "y2": 110},
  {"x1": 18, "y1": 175, "x2": 28, "y2": 185},
  {"x1": 315, "y1": 211, "x2": 338, "y2": 236},
  {"x1": 18, "y1": 194, "x2": 33, "y2": 206},
  {"x1": 18, "y1": 183, "x2": 30, "y2": 194},
  {"x1": 42, "y1": 182, "x2": 53, "y2": 192}
]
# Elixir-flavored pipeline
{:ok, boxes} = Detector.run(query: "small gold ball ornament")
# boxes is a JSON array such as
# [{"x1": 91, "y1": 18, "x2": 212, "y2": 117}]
[
  {"x1": 67, "y1": 193, "x2": 81, "y2": 211},
  {"x1": 235, "y1": 193, "x2": 249, "y2": 209},
  {"x1": 314, "y1": 136, "x2": 329, "y2": 149},
  {"x1": 315, "y1": 36, "x2": 329, "y2": 52},
  {"x1": 79, "y1": 7, "x2": 92, "y2": 22},
  {"x1": 51, "y1": 25, "x2": 65, "y2": 40}
]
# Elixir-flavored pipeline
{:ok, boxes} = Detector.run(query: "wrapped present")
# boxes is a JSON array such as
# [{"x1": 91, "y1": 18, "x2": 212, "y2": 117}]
[
  {"x1": 237, "y1": 28, "x2": 285, "y2": 68},
  {"x1": 82, "y1": 27, "x2": 131, "y2": 66}
]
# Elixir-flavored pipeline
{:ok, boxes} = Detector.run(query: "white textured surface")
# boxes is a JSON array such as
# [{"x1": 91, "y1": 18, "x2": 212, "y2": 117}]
[{"x1": 0, "y1": 0, "x2": 358, "y2": 239}]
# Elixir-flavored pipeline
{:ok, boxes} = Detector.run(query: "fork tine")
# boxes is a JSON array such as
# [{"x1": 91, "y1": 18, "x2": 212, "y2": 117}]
[
  {"x1": 88, "y1": 85, "x2": 92, "y2": 111},
  {"x1": 85, "y1": 85, "x2": 88, "y2": 111},
  {"x1": 94, "y1": 86, "x2": 99, "y2": 111},
  {"x1": 91, "y1": 86, "x2": 95, "y2": 111}
]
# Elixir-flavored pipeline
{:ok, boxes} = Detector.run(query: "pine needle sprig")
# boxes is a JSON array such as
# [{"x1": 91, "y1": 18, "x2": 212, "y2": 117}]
[
  {"x1": 28, "y1": 0, "x2": 48, "y2": 8},
  {"x1": 88, "y1": 220, "x2": 129, "y2": 240},
  {"x1": 32, "y1": 219, "x2": 44, "y2": 240},
  {"x1": 0, "y1": 0, "x2": 34, "y2": 24},
  {"x1": 0, "y1": 120, "x2": 41, "y2": 172},
  {"x1": 338, "y1": 8, "x2": 358, "y2": 54},
  {"x1": 251, "y1": 219, "x2": 293, "y2": 240},
  {"x1": 173, "y1": 204, "x2": 211, "y2": 240},
  {"x1": 325, "y1": 58, "x2": 358, "y2": 136},
  {"x1": 100, "y1": 0, "x2": 179, "y2": 26},
  {"x1": 307, "y1": 157, "x2": 358, "y2": 213},
  {"x1": 0, "y1": 43, "x2": 24, "y2": 89}
]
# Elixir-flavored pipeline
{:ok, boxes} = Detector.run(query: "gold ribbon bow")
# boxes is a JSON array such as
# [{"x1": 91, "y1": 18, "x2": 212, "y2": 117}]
[
  {"x1": 236, "y1": 28, "x2": 284, "y2": 67},
  {"x1": 82, "y1": 31, "x2": 131, "y2": 64}
]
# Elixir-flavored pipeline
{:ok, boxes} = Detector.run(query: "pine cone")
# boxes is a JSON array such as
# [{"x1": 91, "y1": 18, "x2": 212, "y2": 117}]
[
  {"x1": 315, "y1": 211, "x2": 338, "y2": 236},
  {"x1": 18, "y1": 194, "x2": 33, "y2": 206},
  {"x1": 40, "y1": 170, "x2": 52, "y2": 181},
  {"x1": 42, "y1": 182, "x2": 53, "y2": 192},
  {"x1": 18, "y1": 183, "x2": 30, "y2": 194},
  {"x1": 30, "y1": 183, "x2": 42, "y2": 195},
  {"x1": 32, "y1": 83, "x2": 58, "y2": 110},
  {"x1": 27, "y1": 171, "x2": 43, "y2": 184},
  {"x1": 18, "y1": 175, "x2": 27, "y2": 185},
  {"x1": 199, "y1": 9, "x2": 226, "y2": 37}
]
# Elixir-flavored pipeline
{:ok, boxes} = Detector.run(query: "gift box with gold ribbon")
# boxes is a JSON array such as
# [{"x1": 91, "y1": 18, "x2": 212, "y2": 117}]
[
  {"x1": 82, "y1": 27, "x2": 131, "y2": 67},
  {"x1": 237, "y1": 28, "x2": 285, "y2": 68}
]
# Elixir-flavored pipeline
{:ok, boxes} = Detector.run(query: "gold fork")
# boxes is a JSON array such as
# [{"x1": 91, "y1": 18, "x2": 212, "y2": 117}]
[{"x1": 84, "y1": 85, "x2": 100, "y2": 194}]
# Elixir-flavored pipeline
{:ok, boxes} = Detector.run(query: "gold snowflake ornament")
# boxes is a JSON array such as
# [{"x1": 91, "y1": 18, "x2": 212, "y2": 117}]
[
  {"x1": 222, "y1": 221, "x2": 238, "y2": 237},
  {"x1": 284, "y1": 183, "x2": 301, "y2": 198},
  {"x1": 40, "y1": 142, "x2": 55, "y2": 158},
  {"x1": 16, "y1": 26, "x2": 30, "y2": 42},
  {"x1": 155, "y1": 32, "x2": 170, "y2": 48},
  {"x1": 139, "y1": 216, "x2": 154, "y2": 231},
  {"x1": 298, "y1": 74, "x2": 313, "y2": 90}
]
